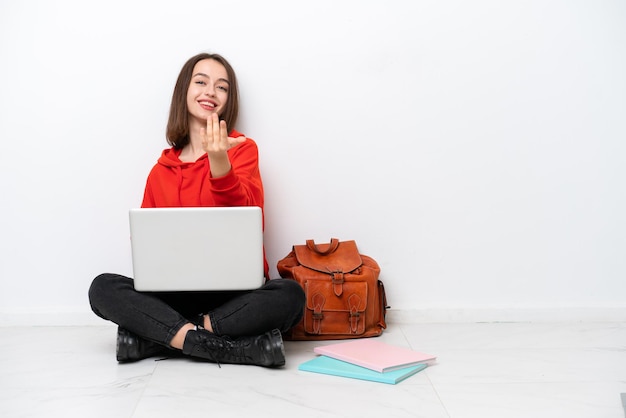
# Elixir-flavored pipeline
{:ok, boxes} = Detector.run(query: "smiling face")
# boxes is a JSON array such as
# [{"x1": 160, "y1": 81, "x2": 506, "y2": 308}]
[
  {"x1": 186, "y1": 59, "x2": 230, "y2": 126},
  {"x1": 166, "y1": 53, "x2": 240, "y2": 149}
]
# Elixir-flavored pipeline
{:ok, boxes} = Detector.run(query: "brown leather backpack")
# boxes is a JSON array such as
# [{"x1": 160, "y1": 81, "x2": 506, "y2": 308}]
[{"x1": 277, "y1": 238, "x2": 388, "y2": 340}]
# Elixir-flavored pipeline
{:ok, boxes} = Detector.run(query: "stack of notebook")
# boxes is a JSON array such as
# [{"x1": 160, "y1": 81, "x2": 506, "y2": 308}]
[{"x1": 298, "y1": 339, "x2": 436, "y2": 385}]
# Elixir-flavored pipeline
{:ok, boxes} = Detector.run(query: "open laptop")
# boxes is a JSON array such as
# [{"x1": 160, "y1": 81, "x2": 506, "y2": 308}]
[{"x1": 129, "y1": 206, "x2": 265, "y2": 292}]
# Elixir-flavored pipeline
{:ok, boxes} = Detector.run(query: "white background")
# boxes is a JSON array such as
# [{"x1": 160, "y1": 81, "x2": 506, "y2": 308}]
[{"x1": 1, "y1": 0, "x2": 624, "y2": 323}]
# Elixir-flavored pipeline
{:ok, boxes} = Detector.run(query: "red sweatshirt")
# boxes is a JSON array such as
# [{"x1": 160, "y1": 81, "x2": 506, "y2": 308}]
[{"x1": 141, "y1": 130, "x2": 269, "y2": 278}]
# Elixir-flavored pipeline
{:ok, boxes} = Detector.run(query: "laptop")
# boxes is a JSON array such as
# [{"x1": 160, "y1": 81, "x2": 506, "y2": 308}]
[{"x1": 129, "y1": 206, "x2": 265, "y2": 292}]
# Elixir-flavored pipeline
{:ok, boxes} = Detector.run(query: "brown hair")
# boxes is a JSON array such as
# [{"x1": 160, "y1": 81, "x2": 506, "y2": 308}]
[{"x1": 166, "y1": 53, "x2": 240, "y2": 149}]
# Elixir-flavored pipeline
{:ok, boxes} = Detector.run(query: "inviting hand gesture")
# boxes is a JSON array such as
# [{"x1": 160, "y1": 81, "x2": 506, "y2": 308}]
[{"x1": 201, "y1": 113, "x2": 245, "y2": 177}]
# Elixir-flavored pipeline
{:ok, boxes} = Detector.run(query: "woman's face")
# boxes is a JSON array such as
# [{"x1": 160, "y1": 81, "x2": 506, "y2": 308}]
[{"x1": 186, "y1": 59, "x2": 230, "y2": 124}]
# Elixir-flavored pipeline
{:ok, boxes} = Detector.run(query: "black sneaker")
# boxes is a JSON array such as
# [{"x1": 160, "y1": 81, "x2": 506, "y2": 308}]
[
  {"x1": 182, "y1": 328, "x2": 285, "y2": 367},
  {"x1": 116, "y1": 327, "x2": 173, "y2": 362}
]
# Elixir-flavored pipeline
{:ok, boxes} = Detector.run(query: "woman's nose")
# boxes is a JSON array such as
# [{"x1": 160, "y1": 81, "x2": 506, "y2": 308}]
[{"x1": 204, "y1": 85, "x2": 216, "y2": 96}]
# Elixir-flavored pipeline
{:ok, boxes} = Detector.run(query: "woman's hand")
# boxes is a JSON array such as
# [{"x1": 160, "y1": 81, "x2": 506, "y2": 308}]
[{"x1": 201, "y1": 113, "x2": 245, "y2": 177}]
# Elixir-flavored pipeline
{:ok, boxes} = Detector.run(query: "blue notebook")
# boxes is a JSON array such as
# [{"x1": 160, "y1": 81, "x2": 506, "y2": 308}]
[{"x1": 298, "y1": 355, "x2": 427, "y2": 385}]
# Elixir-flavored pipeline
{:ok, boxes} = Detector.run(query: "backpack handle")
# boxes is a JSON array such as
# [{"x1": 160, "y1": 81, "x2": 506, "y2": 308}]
[{"x1": 306, "y1": 238, "x2": 340, "y2": 255}]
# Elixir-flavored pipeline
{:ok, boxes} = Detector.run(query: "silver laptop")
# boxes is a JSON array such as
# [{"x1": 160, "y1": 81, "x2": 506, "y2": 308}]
[{"x1": 129, "y1": 206, "x2": 265, "y2": 291}]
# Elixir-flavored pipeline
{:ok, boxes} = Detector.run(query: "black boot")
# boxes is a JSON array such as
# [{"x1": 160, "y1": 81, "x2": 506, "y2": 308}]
[
  {"x1": 116, "y1": 327, "x2": 174, "y2": 362},
  {"x1": 182, "y1": 328, "x2": 285, "y2": 367}
]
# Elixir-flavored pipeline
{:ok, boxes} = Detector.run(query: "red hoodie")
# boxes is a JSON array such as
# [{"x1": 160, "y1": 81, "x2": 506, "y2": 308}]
[{"x1": 141, "y1": 130, "x2": 269, "y2": 278}]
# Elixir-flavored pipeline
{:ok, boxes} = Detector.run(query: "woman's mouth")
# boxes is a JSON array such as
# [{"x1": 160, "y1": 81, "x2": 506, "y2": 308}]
[{"x1": 198, "y1": 100, "x2": 217, "y2": 111}]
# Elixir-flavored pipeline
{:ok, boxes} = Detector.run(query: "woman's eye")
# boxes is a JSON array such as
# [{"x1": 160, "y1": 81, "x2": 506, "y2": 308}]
[
  {"x1": 195, "y1": 80, "x2": 206, "y2": 86},
  {"x1": 217, "y1": 85, "x2": 228, "y2": 92}
]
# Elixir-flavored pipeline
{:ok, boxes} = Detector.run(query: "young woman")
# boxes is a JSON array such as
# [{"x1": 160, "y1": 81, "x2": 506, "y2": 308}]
[{"x1": 88, "y1": 53, "x2": 305, "y2": 367}]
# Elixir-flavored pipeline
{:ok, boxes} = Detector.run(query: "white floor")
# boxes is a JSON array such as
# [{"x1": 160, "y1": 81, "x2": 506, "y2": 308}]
[{"x1": 1, "y1": 321, "x2": 625, "y2": 418}]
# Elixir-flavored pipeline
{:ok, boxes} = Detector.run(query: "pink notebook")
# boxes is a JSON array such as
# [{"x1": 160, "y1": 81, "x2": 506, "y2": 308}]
[{"x1": 313, "y1": 339, "x2": 437, "y2": 373}]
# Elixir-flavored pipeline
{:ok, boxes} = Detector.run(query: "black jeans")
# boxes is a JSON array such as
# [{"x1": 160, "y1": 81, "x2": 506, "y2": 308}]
[{"x1": 88, "y1": 273, "x2": 305, "y2": 346}]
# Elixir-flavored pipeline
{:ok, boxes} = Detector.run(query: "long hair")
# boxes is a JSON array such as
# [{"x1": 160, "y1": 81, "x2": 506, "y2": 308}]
[{"x1": 166, "y1": 53, "x2": 240, "y2": 149}]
